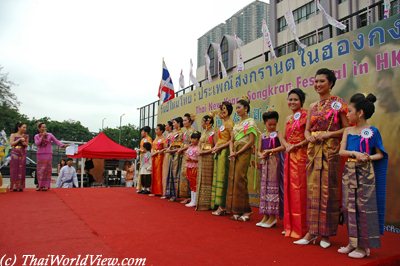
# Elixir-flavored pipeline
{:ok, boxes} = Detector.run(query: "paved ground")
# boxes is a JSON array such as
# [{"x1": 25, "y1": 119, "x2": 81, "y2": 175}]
[{"x1": 1, "y1": 177, "x2": 57, "y2": 188}]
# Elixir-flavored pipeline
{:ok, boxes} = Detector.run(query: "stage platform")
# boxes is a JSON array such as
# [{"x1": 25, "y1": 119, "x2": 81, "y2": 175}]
[{"x1": 1, "y1": 188, "x2": 399, "y2": 266}]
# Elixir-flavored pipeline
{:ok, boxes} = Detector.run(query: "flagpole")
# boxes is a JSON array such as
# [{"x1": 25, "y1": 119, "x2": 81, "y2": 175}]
[
  {"x1": 286, "y1": 1, "x2": 290, "y2": 54},
  {"x1": 316, "y1": 0, "x2": 319, "y2": 43},
  {"x1": 367, "y1": 0, "x2": 371, "y2": 26}
]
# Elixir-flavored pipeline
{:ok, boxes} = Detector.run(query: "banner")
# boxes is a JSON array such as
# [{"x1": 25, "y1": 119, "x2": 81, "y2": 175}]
[
  {"x1": 235, "y1": 34, "x2": 245, "y2": 72},
  {"x1": 217, "y1": 47, "x2": 228, "y2": 78},
  {"x1": 383, "y1": 0, "x2": 391, "y2": 19},
  {"x1": 205, "y1": 53, "x2": 212, "y2": 82},
  {"x1": 284, "y1": 10, "x2": 307, "y2": 49},
  {"x1": 317, "y1": 0, "x2": 347, "y2": 30},
  {"x1": 189, "y1": 59, "x2": 200, "y2": 87},
  {"x1": 157, "y1": 17, "x2": 400, "y2": 227},
  {"x1": 179, "y1": 69, "x2": 185, "y2": 89},
  {"x1": 262, "y1": 19, "x2": 276, "y2": 59}
]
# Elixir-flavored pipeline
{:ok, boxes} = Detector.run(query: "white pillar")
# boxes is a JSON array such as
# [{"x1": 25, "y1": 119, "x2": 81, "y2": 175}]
[{"x1": 81, "y1": 158, "x2": 85, "y2": 188}]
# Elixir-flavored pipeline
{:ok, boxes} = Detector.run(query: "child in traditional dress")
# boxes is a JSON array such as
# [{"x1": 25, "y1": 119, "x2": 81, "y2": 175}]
[
  {"x1": 137, "y1": 126, "x2": 153, "y2": 193},
  {"x1": 184, "y1": 131, "x2": 201, "y2": 207},
  {"x1": 339, "y1": 93, "x2": 387, "y2": 259},
  {"x1": 139, "y1": 142, "x2": 152, "y2": 194},
  {"x1": 256, "y1": 111, "x2": 285, "y2": 228}
]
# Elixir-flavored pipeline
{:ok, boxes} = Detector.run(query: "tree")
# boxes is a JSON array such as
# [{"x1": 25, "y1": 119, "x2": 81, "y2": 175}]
[
  {"x1": 0, "y1": 66, "x2": 19, "y2": 109},
  {"x1": 0, "y1": 67, "x2": 26, "y2": 135},
  {"x1": 102, "y1": 124, "x2": 140, "y2": 149},
  {"x1": 26, "y1": 118, "x2": 94, "y2": 142},
  {"x1": 0, "y1": 66, "x2": 138, "y2": 145},
  {"x1": 0, "y1": 102, "x2": 29, "y2": 135}
]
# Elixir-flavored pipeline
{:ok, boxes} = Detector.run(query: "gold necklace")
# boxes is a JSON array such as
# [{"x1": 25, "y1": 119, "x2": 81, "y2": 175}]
[{"x1": 317, "y1": 99, "x2": 328, "y2": 111}]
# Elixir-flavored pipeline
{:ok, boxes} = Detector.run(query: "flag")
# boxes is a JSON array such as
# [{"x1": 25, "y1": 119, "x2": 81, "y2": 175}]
[
  {"x1": 189, "y1": 59, "x2": 200, "y2": 88},
  {"x1": 383, "y1": 0, "x2": 391, "y2": 19},
  {"x1": 317, "y1": 1, "x2": 346, "y2": 30},
  {"x1": 284, "y1": 10, "x2": 307, "y2": 49},
  {"x1": 179, "y1": 69, "x2": 185, "y2": 89},
  {"x1": 217, "y1": 47, "x2": 227, "y2": 78},
  {"x1": 262, "y1": 19, "x2": 276, "y2": 59},
  {"x1": 235, "y1": 34, "x2": 245, "y2": 72},
  {"x1": 157, "y1": 59, "x2": 175, "y2": 104},
  {"x1": 205, "y1": 53, "x2": 212, "y2": 83}
]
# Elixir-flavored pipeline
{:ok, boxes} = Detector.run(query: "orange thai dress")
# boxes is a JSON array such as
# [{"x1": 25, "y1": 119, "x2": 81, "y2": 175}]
[
  {"x1": 283, "y1": 109, "x2": 308, "y2": 239},
  {"x1": 151, "y1": 135, "x2": 166, "y2": 195}
]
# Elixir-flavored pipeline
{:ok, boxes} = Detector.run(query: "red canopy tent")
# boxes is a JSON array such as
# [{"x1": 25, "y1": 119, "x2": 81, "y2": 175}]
[
  {"x1": 69, "y1": 132, "x2": 137, "y2": 159},
  {"x1": 68, "y1": 132, "x2": 137, "y2": 187}
]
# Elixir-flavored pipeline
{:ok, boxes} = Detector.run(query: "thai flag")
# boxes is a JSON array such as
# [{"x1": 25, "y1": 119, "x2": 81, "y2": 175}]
[{"x1": 158, "y1": 59, "x2": 175, "y2": 104}]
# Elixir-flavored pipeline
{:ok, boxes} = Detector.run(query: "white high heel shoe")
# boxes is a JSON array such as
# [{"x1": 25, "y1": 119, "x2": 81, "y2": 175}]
[
  {"x1": 256, "y1": 221, "x2": 265, "y2": 227},
  {"x1": 293, "y1": 236, "x2": 318, "y2": 245},
  {"x1": 320, "y1": 239, "x2": 331, "y2": 249},
  {"x1": 348, "y1": 248, "x2": 370, "y2": 259},
  {"x1": 338, "y1": 244, "x2": 355, "y2": 254},
  {"x1": 262, "y1": 218, "x2": 277, "y2": 228}
]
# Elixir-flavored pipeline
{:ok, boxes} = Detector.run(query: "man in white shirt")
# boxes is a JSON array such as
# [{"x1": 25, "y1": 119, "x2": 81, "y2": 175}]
[{"x1": 56, "y1": 158, "x2": 78, "y2": 188}]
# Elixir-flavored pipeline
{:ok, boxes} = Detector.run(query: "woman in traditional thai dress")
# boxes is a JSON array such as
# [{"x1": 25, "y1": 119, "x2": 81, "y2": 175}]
[
  {"x1": 177, "y1": 113, "x2": 195, "y2": 204},
  {"x1": 161, "y1": 121, "x2": 173, "y2": 199},
  {"x1": 165, "y1": 117, "x2": 184, "y2": 201},
  {"x1": 34, "y1": 122, "x2": 66, "y2": 191},
  {"x1": 294, "y1": 68, "x2": 349, "y2": 248},
  {"x1": 226, "y1": 97, "x2": 258, "y2": 221},
  {"x1": 150, "y1": 124, "x2": 166, "y2": 196},
  {"x1": 211, "y1": 102, "x2": 234, "y2": 216},
  {"x1": 338, "y1": 93, "x2": 387, "y2": 259},
  {"x1": 281, "y1": 88, "x2": 308, "y2": 239},
  {"x1": 9, "y1": 122, "x2": 28, "y2": 192},
  {"x1": 196, "y1": 114, "x2": 216, "y2": 211},
  {"x1": 256, "y1": 111, "x2": 285, "y2": 228}
]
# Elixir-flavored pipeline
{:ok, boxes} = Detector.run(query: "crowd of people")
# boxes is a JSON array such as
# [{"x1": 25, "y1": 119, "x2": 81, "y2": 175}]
[
  {"x1": 134, "y1": 68, "x2": 387, "y2": 259},
  {"x1": 6, "y1": 68, "x2": 387, "y2": 259}
]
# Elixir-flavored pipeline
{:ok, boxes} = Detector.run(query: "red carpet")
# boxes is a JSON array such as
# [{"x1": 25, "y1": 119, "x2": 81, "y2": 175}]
[{"x1": 1, "y1": 188, "x2": 399, "y2": 266}]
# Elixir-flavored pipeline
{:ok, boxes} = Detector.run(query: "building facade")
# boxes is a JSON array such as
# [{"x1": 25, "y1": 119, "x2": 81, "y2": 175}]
[
  {"x1": 269, "y1": 0, "x2": 400, "y2": 57},
  {"x1": 197, "y1": 0, "x2": 269, "y2": 67},
  {"x1": 140, "y1": 0, "x2": 399, "y2": 130}
]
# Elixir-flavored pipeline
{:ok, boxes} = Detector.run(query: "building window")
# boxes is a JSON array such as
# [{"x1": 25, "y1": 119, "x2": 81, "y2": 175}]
[
  {"x1": 337, "y1": 19, "x2": 350, "y2": 35},
  {"x1": 277, "y1": 1, "x2": 317, "y2": 32},
  {"x1": 357, "y1": 12, "x2": 368, "y2": 28},
  {"x1": 278, "y1": 16, "x2": 287, "y2": 32},
  {"x1": 287, "y1": 42, "x2": 296, "y2": 53},
  {"x1": 338, "y1": 0, "x2": 347, "y2": 4},
  {"x1": 299, "y1": 32, "x2": 323, "y2": 48},
  {"x1": 379, "y1": 0, "x2": 400, "y2": 19},
  {"x1": 220, "y1": 38, "x2": 229, "y2": 71},
  {"x1": 208, "y1": 46, "x2": 216, "y2": 76},
  {"x1": 391, "y1": 0, "x2": 400, "y2": 15},
  {"x1": 277, "y1": 47, "x2": 286, "y2": 57},
  {"x1": 293, "y1": 1, "x2": 317, "y2": 24}
]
